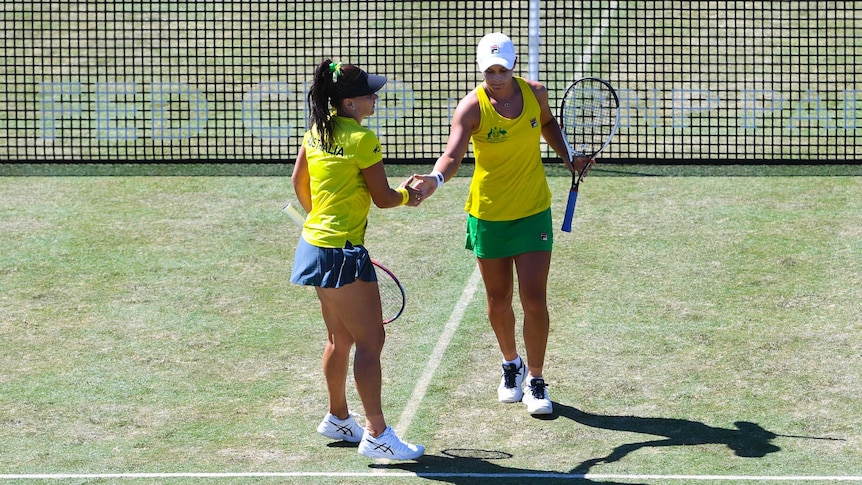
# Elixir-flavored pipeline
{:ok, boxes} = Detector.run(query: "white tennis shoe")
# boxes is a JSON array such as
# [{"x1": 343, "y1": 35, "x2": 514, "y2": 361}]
[
  {"x1": 317, "y1": 412, "x2": 364, "y2": 443},
  {"x1": 497, "y1": 360, "x2": 527, "y2": 403},
  {"x1": 523, "y1": 377, "x2": 553, "y2": 415},
  {"x1": 358, "y1": 426, "x2": 424, "y2": 460}
]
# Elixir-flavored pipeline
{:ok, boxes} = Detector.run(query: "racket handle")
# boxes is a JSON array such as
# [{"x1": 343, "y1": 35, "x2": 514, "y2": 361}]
[
  {"x1": 282, "y1": 203, "x2": 306, "y2": 227},
  {"x1": 561, "y1": 188, "x2": 578, "y2": 232}
]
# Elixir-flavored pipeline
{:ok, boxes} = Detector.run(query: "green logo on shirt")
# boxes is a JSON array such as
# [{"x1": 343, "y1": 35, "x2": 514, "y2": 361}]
[{"x1": 486, "y1": 127, "x2": 508, "y2": 143}]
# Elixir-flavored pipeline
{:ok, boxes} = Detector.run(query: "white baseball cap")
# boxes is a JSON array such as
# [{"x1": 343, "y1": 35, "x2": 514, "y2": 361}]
[{"x1": 476, "y1": 32, "x2": 517, "y2": 72}]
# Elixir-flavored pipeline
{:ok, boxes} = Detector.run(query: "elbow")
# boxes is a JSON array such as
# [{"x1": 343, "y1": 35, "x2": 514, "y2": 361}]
[{"x1": 291, "y1": 174, "x2": 304, "y2": 192}]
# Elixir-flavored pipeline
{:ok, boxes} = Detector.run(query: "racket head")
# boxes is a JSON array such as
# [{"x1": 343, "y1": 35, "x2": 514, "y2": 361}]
[
  {"x1": 372, "y1": 260, "x2": 406, "y2": 324},
  {"x1": 559, "y1": 77, "x2": 620, "y2": 159}
]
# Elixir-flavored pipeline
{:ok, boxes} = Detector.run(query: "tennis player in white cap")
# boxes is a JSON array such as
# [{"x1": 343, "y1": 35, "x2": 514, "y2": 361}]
[{"x1": 413, "y1": 33, "x2": 591, "y2": 415}]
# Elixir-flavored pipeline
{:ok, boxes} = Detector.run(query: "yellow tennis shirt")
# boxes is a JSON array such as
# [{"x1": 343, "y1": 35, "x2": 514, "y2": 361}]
[
  {"x1": 301, "y1": 116, "x2": 383, "y2": 248},
  {"x1": 467, "y1": 76, "x2": 551, "y2": 221}
]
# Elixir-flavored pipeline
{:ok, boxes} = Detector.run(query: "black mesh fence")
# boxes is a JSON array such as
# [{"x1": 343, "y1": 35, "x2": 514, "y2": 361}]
[{"x1": 2, "y1": 1, "x2": 860, "y2": 163}]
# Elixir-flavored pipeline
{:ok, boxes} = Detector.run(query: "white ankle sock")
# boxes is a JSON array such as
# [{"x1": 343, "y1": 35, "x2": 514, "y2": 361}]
[{"x1": 503, "y1": 355, "x2": 522, "y2": 367}]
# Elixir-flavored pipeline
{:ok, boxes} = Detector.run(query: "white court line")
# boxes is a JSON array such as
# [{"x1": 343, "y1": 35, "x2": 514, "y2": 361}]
[
  {"x1": 394, "y1": 265, "x2": 482, "y2": 435},
  {"x1": 2, "y1": 472, "x2": 861, "y2": 481}
]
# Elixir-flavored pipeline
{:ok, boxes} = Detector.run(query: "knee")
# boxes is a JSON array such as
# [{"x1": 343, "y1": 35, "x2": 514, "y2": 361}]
[
  {"x1": 486, "y1": 290, "x2": 513, "y2": 313},
  {"x1": 354, "y1": 327, "x2": 386, "y2": 355},
  {"x1": 328, "y1": 331, "x2": 355, "y2": 348},
  {"x1": 521, "y1": 295, "x2": 548, "y2": 315},
  {"x1": 520, "y1": 292, "x2": 549, "y2": 319}
]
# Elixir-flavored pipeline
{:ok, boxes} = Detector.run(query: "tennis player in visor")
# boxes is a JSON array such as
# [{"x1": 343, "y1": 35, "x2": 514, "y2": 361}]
[{"x1": 291, "y1": 59, "x2": 424, "y2": 459}]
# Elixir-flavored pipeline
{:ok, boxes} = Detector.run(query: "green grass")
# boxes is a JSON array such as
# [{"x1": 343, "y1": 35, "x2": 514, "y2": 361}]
[{"x1": 0, "y1": 167, "x2": 860, "y2": 483}]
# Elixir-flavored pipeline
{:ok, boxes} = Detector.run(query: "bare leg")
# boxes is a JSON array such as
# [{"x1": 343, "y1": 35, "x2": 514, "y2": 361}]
[
  {"x1": 319, "y1": 299, "x2": 354, "y2": 419},
  {"x1": 476, "y1": 257, "x2": 518, "y2": 361},
  {"x1": 514, "y1": 251, "x2": 551, "y2": 378},
  {"x1": 316, "y1": 280, "x2": 389, "y2": 437}
]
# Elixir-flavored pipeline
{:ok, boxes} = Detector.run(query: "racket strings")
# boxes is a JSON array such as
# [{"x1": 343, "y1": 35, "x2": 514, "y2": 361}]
[
  {"x1": 374, "y1": 263, "x2": 406, "y2": 324},
  {"x1": 562, "y1": 83, "x2": 618, "y2": 156},
  {"x1": 378, "y1": 278, "x2": 403, "y2": 321}
]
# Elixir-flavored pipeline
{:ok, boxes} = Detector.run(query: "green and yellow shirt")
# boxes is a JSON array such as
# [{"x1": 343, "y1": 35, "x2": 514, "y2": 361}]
[
  {"x1": 467, "y1": 76, "x2": 552, "y2": 221},
  {"x1": 301, "y1": 116, "x2": 383, "y2": 248}
]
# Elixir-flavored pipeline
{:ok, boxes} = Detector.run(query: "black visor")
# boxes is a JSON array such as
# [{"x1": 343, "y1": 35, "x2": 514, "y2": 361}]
[{"x1": 334, "y1": 69, "x2": 387, "y2": 99}]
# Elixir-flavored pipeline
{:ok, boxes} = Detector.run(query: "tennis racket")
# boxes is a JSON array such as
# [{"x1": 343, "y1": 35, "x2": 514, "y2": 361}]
[
  {"x1": 282, "y1": 203, "x2": 406, "y2": 324},
  {"x1": 559, "y1": 77, "x2": 620, "y2": 232}
]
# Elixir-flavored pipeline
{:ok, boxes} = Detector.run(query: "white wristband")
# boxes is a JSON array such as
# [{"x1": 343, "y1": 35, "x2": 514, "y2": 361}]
[{"x1": 431, "y1": 170, "x2": 444, "y2": 188}]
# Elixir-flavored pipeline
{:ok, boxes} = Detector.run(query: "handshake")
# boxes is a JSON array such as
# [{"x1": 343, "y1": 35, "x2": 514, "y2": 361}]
[{"x1": 397, "y1": 170, "x2": 445, "y2": 207}]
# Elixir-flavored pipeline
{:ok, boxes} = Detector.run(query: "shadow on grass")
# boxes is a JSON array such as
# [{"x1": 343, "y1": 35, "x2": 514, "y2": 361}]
[
  {"x1": 547, "y1": 403, "x2": 782, "y2": 474},
  {"x1": 375, "y1": 449, "x2": 643, "y2": 485},
  {"x1": 376, "y1": 402, "x2": 818, "y2": 483}
]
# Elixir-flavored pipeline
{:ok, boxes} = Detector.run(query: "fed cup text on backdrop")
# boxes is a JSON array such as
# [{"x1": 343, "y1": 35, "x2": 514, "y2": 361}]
[{"x1": 36, "y1": 81, "x2": 860, "y2": 141}]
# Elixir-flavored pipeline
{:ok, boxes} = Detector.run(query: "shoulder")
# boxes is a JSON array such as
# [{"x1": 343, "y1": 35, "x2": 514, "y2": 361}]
[
  {"x1": 519, "y1": 77, "x2": 549, "y2": 102},
  {"x1": 354, "y1": 125, "x2": 381, "y2": 150},
  {"x1": 453, "y1": 89, "x2": 482, "y2": 125},
  {"x1": 458, "y1": 88, "x2": 481, "y2": 110}
]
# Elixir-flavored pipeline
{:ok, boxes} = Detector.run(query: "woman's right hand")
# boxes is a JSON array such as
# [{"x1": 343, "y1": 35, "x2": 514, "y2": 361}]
[{"x1": 407, "y1": 174, "x2": 439, "y2": 200}]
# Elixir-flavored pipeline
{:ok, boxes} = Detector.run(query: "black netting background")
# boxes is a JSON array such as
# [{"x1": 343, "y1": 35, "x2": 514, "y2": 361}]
[{"x1": 2, "y1": 1, "x2": 859, "y2": 163}]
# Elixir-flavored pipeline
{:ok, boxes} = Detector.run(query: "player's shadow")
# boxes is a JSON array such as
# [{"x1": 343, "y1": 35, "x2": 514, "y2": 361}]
[
  {"x1": 549, "y1": 402, "x2": 782, "y2": 474},
  {"x1": 375, "y1": 449, "x2": 643, "y2": 485},
  {"x1": 378, "y1": 402, "x2": 806, "y2": 483}
]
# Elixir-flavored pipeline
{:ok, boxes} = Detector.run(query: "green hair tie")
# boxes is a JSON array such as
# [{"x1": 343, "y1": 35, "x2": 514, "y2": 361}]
[{"x1": 329, "y1": 62, "x2": 344, "y2": 83}]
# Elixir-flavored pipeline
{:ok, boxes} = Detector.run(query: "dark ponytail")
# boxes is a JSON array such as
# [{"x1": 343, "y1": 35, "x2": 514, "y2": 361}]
[{"x1": 307, "y1": 59, "x2": 362, "y2": 146}]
